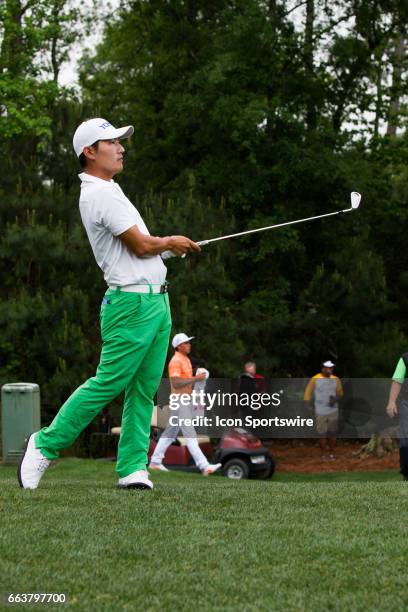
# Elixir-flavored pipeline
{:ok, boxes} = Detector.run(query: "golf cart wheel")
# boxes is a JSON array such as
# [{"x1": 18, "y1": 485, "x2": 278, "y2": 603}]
[
  {"x1": 223, "y1": 458, "x2": 250, "y2": 480},
  {"x1": 257, "y1": 456, "x2": 275, "y2": 480}
]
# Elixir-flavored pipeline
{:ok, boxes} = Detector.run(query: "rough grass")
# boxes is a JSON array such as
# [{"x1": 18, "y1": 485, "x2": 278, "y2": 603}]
[{"x1": 1, "y1": 460, "x2": 407, "y2": 611}]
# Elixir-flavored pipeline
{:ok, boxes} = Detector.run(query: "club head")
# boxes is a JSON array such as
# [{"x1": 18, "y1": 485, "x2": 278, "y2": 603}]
[{"x1": 351, "y1": 192, "x2": 361, "y2": 210}]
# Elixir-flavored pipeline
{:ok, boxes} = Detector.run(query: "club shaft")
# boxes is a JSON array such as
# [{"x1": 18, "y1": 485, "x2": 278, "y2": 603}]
[{"x1": 197, "y1": 207, "x2": 352, "y2": 246}]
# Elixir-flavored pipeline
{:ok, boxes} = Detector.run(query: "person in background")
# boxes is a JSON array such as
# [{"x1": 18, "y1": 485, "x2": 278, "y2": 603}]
[
  {"x1": 249, "y1": 361, "x2": 267, "y2": 392},
  {"x1": 149, "y1": 333, "x2": 221, "y2": 475},
  {"x1": 304, "y1": 360, "x2": 343, "y2": 460},
  {"x1": 385, "y1": 352, "x2": 408, "y2": 481},
  {"x1": 239, "y1": 361, "x2": 267, "y2": 393}
]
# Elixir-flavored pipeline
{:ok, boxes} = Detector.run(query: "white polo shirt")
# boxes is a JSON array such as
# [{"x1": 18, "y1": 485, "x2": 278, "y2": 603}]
[{"x1": 78, "y1": 172, "x2": 167, "y2": 286}]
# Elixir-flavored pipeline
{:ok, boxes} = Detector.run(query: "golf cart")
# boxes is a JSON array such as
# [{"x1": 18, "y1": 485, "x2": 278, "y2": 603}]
[
  {"x1": 147, "y1": 427, "x2": 275, "y2": 480},
  {"x1": 148, "y1": 404, "x2": 275, "y2": 479},
  {"x1": 213, "y1": 427, "x2": 275, "y2": 480},
  {"x1": 111, "y1": 406, "x2": 275, "y2": 480}
]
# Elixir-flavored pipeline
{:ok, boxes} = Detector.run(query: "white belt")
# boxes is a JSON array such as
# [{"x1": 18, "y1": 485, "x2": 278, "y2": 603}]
[{"x1": 108, "y1": 283, "x2": 168, "y2": 294}]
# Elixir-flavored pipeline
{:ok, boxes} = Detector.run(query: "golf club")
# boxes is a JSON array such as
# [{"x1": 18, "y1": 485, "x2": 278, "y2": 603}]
[{"x1": 196, "y1": 192, "x2": 361, "y2": 248}]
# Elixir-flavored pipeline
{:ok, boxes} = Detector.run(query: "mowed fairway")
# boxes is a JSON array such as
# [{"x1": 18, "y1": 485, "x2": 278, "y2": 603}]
[{"x1": 1, "y1": 460, "x2": 407, "y2": 612}]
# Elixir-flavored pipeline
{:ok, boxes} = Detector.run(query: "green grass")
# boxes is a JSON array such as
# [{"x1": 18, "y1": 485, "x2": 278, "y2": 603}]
[{"x1": 1, "y1": 460, "x2": 407, "y2": 611}]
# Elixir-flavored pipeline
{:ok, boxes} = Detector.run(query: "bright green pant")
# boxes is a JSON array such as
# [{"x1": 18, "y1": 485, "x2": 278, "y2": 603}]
[{"x1": 35, "y1": 287, "x2": 171, "y2": 477}]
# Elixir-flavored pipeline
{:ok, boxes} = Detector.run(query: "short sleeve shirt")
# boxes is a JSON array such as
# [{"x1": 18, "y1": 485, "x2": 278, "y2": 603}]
[
  {"x1": 168, "y1": 351, "x2": 193, "y2": 395},
  {"x1": 392, "y1": 358, "x2": 406, "y2": 383},
  {"x1": 78, "y1": 172, "x2": 167, "y2": 286},
  {"x1": 303, "y1": 373, "x2": 343, "y2": 416}
]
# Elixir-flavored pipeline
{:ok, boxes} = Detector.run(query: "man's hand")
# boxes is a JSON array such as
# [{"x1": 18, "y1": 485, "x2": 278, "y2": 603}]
[
  {"x1": 386, "y1": 401, "x2": 398, "y2": 417},
  {"x1": 167, "y1": 236, "x2": 201, "y2": 256},
  {"x1": 195, "y1": 372, "x2": 207, "y2": 381}
]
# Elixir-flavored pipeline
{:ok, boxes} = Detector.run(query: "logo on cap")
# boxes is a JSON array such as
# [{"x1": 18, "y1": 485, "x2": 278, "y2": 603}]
[{"x1": 99, "y1": 121, "x2": 112, "y2": 129}]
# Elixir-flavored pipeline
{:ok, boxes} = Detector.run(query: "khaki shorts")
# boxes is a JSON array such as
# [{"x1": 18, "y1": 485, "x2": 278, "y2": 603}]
[{"x1": 315, "y1": 412, "x2": 338, "y2": 435}]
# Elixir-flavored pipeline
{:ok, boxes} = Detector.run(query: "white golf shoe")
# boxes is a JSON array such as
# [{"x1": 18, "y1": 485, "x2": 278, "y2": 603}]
[
  {"x1": 202, "y1": 463, "x2": 222, "y2": 476},
  {"x1": 18, "y1": 433, "x2": 50, "y2": 489},
  {"x1": 118, "y1": 470, "x2": 153, "y2": 490},
  {"x1": 148, "y1": 463, "x2": 169, "y2": 472}
]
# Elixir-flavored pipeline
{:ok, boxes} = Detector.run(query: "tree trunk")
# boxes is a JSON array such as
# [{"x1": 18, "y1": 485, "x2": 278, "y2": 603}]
[
  {"x1": 373, "y1": 60, "x2": 382, "y2": 139},
  {"x1": 50, "y1": 0, "x2": 61, "y2": 83},
  {"x1": 304, "y1": 0, "x2": 316, "y2": 130},
  {"x1": 387, "y1": 35, "x2": 406, "y2": 137},
  {"x1": 355, "y1": 433, "x2": 398, "y2": 458}
]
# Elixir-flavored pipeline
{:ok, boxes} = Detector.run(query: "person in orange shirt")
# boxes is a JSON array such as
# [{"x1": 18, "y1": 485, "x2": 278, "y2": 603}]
[{"x1": 149, "y1": 333, "x2": 222, "y2": 475}]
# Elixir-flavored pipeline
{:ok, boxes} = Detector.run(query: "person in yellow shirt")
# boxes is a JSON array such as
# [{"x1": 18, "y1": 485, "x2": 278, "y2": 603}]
[{"x1": 304, "y1": 360, "x2": 343, "y2": 459}]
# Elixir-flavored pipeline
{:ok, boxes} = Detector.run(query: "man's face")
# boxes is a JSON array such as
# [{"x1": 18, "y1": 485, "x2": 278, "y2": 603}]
[
  {"x1": 178, "y1": 341, "x2": 191, "y2": 355},
  {"x1": 85, "y1": 138, "x2": 125, "y2": 176},
  {"x1": 322, "y1": 366, "x2": 334, "y2": 377},
  {"x1": 245, "y1": 363, "x2": 256, "y2": 376}
]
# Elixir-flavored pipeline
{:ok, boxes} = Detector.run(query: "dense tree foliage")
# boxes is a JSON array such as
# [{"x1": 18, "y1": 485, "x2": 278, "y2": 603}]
[{"x1": 2, "y1": 0, "x2": 408, "y2": 419}]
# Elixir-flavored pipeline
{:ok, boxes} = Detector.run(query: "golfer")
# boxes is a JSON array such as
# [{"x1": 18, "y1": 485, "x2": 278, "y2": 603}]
[
  {"x1": 18, "y1": 117, "x2": 200, "y2": 490},
  {"x1": 385, "y1": 353, "x2": 408, "y2": 481},
  {"x1": 149, "y1": 333, "x2": 221, "y2": 475},
  {"x1": 303, "y1": 360, "x2": 343, "y2": 459}
]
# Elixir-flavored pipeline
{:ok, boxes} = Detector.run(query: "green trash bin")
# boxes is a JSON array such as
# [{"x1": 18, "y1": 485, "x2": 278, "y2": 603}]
[{"x1": 1, "y1": 383, "x2": 41, "y2": 464}]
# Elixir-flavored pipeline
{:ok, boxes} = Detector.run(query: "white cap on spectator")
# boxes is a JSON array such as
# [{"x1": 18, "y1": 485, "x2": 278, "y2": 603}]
[
  {"x1": 73, "y1": 118, "x2": 134, "y2": 157},
  {"x1": 322, "y1": 360, "x2": 335, "y2": 368},
  {"x1": 172, "y1": 333, "x2": 194, "y2": 348}
]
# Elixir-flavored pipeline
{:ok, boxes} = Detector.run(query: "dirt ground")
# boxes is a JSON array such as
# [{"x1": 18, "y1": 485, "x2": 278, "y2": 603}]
[{"x1": 266, "y1": 440, "x2": 400, "y2": 473}]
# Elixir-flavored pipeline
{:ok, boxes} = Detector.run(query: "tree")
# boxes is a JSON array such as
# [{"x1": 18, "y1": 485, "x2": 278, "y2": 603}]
[
  {"x1": 0, "y1": 0, "x2": 99, "y2": 418},
  {"x1": 0, "y1": 0, "x2": 94, "y2": 188},
  {"x1": 77, "y1": 0, "x2": 408, "y2": 378},
  {"x1": 3, "y1": 0, "x2": 408, "y2": 421}
]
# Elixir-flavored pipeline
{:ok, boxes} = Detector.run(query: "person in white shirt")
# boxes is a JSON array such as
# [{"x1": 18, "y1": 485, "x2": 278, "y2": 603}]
[{"x1": 18, "y1": 117, "x2": 200, "y2": 491}]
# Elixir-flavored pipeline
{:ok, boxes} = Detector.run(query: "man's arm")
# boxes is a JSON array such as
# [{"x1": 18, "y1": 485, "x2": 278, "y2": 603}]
[
  {"x1": 336, "y1": 377, "x2": 344, "y2": 398},
  {"x1": 171, "y1": 373, "x2": 206, "y2": 389},
  {"x1": 118, "y1": 225, "x2": 201, "y2": 257},
  {"x1": 303, "y1": 377, "x2": 315, "y2": 405},
  {"x1": 387, "y1": 357, "x2": 406, "y2": 417},
  {"x1": 386, "y1": 381, "x2": 401, "y2": 417}
]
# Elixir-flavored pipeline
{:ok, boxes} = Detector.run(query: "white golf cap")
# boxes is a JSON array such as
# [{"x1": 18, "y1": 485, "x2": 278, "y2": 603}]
[
  {"x1": 322, "y1": 360, "x2": 335, "y2": 368},
  {"x1": 73, "y1": 118, "x2": 134, "y2": 157},
  {"x1": 172, "y1": 333, "x2": 194, "y2": 349}
]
